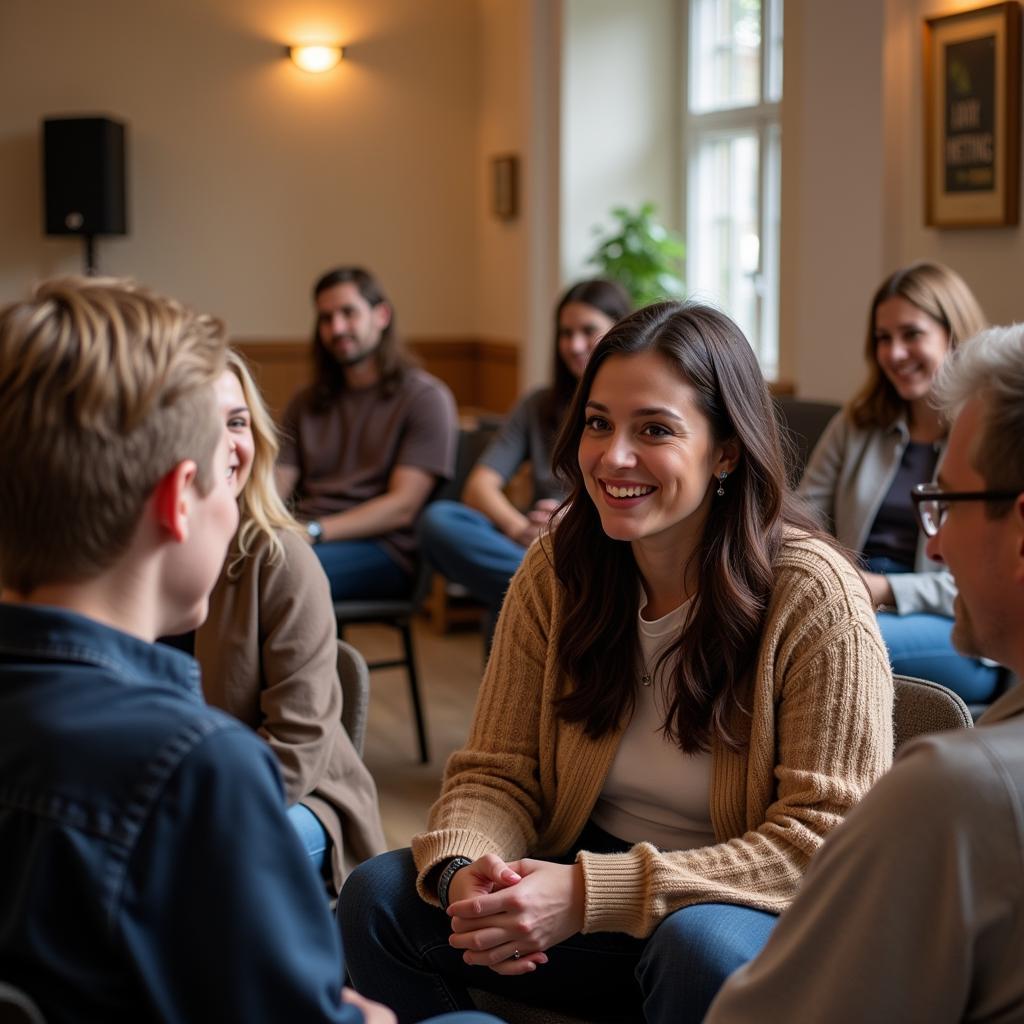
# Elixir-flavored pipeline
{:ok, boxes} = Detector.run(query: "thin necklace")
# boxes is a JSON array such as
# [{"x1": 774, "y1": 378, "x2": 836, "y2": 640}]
[{"x1": 640, "y1": 652, "x2": 656, "y2": 687}]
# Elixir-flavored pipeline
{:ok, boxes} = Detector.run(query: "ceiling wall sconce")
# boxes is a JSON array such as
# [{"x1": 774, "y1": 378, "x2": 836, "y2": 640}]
[{"x1": 287, "y1": 44, "x2": 344, "y2": 73}]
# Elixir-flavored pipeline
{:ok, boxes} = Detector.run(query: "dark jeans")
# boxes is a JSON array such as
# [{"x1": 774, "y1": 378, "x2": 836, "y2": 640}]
[
  {"x1": 418, "y1": 501, "x2": 525, "y2": 617},
  {"x1": 338, "y1": 826, "x2": 777, "y2": 1024},
  {"x1": 314, "y1": 539, "x2": 411, "y2": 601}
]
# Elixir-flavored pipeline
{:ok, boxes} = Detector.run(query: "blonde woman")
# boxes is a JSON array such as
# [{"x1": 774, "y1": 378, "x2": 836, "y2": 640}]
[{"x1": 195, "y1": 350, "x2": 386, "y2": 892}]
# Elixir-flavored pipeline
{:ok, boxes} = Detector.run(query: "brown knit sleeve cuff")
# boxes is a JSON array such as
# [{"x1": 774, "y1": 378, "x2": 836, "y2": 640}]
[
  {"x1": 411, "y1": 828, "x2": 502, "y2": 905},
  {"x1": 576, "y1": 847, "x2": 655, "y2": 937}
]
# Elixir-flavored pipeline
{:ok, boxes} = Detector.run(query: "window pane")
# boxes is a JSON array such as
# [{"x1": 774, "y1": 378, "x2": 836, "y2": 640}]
[
  {"x1": 689, "y1": 0, "x2": 762, "y2": 113},
  {"x1": 759, "y1": 124, "x2": 781, "y2": 378},
  {"x1": 765, "y1": 0, "x2": 783, "y2": 102},
  {"x1": 687, "y1": 131, "x2": 761, "y2": 359}
]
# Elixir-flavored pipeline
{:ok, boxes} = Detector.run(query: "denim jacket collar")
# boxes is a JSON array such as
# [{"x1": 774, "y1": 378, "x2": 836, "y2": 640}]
[{"x1": 0, "y1": 602, "x2": 203, "y2": 701}]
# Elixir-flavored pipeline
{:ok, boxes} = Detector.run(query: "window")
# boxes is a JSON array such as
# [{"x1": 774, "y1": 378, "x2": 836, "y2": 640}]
[{"x1": 684, "y1": 0, "x2": 782, "y2": 378}]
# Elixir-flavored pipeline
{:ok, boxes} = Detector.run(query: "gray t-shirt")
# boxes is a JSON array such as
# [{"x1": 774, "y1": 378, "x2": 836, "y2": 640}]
[
  {"x1": 477, "y1": 387, "x2": 565, "y2": 504},
  {"x1": 278, "y1": 368, "x2": 457, "y2": 571}
]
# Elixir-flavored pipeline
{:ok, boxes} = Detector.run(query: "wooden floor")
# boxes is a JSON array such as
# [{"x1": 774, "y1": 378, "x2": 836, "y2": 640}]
[{"x1": 345, "y1": 619, "x2": 486, "y2": 849}]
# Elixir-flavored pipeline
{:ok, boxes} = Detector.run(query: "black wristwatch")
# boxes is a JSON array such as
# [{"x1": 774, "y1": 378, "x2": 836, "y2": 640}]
[
  {"x1": 437, "y1": 856, "x2": 473, "y2": 910},
  {"x1": 306, "y1": 520, "x2": 323, "y2": 545}
]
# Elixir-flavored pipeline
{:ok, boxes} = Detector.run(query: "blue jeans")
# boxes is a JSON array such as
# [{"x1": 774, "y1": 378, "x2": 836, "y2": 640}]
[
  {"x1": 338, "y1": 837, "x2": 777, "y2": 1024},
  {"x1": 314, "y1": 539, "x2": 411, "y2": 602},
  {"x1": 418, "y1": 501, "x2": 526, "y2": 617},
  {"x1": 287, "y1": 803, "x2": 330, "y2": 874},
  {"x1": 865, "y1": 556, "x2": 999, "y2": 703}
]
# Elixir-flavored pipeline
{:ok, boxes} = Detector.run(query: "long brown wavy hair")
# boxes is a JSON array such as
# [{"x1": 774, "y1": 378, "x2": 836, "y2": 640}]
[
  {"x1": 550, "y1": 301, "x2": 831, "y2": 753},
  {"x1": 309, "y1": 266, "x2": 415, "y2": 409},
  {"x1": 849, "y1": 261, "x2": 986, "y2": 429}
]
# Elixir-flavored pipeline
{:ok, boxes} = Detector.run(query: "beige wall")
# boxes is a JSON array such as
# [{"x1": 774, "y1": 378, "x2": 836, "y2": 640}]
[
  {"x1": 783, "y1": 0, "x2": 1024, "y2": 403},
  {"x1": 0, "y1": 0, "x2": 484, "y2": 340},
  {"x1": 473, "y1": 0, "x2": 561, "y2": 390},
  {"x1": 780, "y1": 0, "x2": 887, "y2": 402},
  {"x1": 6, "y1": 1, "x2": 1019, "y2": 405},
  {"x1": 560, "y1": 0, "x2": 680, "y2": 281}
]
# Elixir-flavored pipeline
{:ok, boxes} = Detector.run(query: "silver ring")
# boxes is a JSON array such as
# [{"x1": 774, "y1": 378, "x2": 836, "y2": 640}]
[{"x1": 511, "y1": 949, "x2": 521, "y2": 960}]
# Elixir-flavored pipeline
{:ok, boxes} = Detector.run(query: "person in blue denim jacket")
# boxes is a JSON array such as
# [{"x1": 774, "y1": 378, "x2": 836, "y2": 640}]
[{"x1": 0, "y1": 277, "x2": 499, "y2": 1024}]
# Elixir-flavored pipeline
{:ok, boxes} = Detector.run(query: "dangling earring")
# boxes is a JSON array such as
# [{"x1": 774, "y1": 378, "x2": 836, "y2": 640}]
[{"x1": 716, "y1": 471, "x2": 728, "y2": 497}]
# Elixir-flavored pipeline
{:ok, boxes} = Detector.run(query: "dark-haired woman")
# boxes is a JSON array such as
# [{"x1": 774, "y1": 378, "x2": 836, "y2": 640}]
[
  {"x1": 799, "y1": 261, "x2": 998, "y2": 703},
  {"x1": 340, "y1": 303, "x2": 893, "y2": 1024},
  {"x1": 419, "y1": 279, "x2": 631, "y2": 628}
]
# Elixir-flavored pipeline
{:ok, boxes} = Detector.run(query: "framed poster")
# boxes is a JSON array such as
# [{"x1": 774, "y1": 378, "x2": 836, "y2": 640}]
[{"x1": 923, "y1": 2, "x2": 1021, "y2": 227}]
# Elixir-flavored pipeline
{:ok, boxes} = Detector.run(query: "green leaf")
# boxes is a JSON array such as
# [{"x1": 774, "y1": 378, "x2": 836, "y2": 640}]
[{"x1": 585, "y1": 201, "x2": 685, "y2": 308}]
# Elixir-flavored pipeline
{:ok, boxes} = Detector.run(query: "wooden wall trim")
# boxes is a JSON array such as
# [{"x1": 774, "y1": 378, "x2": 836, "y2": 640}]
[{"x1": 232, "y1": 336, "x2": 521, "y2": 422}]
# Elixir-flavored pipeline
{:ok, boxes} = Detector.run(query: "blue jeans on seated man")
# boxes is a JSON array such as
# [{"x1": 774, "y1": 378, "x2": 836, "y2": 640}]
[
  {"x1": 866, "y1": 555, "x2": 1000, "y2": 704},
  {"x1": 418, "y1": 501, "x2": 526, "y2": 620},
  {"x1": 338, "y1": 824, "x2": 778, "y2": 1024},
  {"x1": 314, "y1": 539, "x2": 412, "y2": 602}
]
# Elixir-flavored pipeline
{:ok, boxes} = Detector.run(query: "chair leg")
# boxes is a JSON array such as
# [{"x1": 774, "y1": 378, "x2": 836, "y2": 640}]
[{"x1": 399, "y1": 619, "x2": 430, "y2": 764}]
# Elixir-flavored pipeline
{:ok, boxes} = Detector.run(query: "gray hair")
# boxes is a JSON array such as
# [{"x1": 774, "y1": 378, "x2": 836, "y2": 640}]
[{"x1": 933, "y1": 323, "x2": 1024, "y2": 503}]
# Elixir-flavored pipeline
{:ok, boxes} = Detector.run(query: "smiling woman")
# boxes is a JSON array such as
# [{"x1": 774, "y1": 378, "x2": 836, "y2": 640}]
[
  {"x1": 340, "y1": 302, "x2": 894, "y2": 1024},
  {"x1": 798, "y1": 260, "x2": 999, "y2": 703}
]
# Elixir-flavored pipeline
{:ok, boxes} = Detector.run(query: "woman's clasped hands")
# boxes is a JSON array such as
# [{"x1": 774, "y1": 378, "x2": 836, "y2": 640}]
[{"x1": 445, "y1": 853, "x2": 586, "y2": 975}]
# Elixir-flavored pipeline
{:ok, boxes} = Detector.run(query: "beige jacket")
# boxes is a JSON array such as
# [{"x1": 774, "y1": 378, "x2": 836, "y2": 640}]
[
  {"x1": 195, "y1": 529, "x2": 386, "y2": 892},
  {"x1": 412, "y1": 533, "x2": 893, "y2": 938}
]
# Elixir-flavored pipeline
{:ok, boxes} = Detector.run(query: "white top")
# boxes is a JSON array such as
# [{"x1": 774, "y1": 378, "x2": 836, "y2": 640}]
[{"x1": 590, "y1": 594, "x2": 715, "y2": 851}]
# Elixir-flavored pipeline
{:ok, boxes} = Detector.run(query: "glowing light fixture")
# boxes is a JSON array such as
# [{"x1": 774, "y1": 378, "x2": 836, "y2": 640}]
[{"x1": 288, "y1": 44, "x2": 343, "y2": 73}]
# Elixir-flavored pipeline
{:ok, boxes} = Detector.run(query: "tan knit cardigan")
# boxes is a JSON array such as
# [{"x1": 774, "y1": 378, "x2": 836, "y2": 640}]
[{"x1": 412, "y1": 532, "x2": 893, "y2": 938}]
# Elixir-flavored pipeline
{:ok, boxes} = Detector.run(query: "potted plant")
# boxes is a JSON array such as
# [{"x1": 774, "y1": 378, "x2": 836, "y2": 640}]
[{"x1": 587, "y1": 202, "x2": 686, "y2": 308}]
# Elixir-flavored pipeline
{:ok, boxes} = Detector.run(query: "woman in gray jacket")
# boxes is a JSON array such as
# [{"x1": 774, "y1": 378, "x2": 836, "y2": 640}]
[{"x1": 799, "y1": 261, "x2": 999, "y2": 702}]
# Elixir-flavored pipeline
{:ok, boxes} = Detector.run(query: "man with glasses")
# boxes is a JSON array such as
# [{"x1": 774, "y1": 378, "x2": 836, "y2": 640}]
[{"x1": 707, "y1": 325, "x2": 1024, "y2": 1023}]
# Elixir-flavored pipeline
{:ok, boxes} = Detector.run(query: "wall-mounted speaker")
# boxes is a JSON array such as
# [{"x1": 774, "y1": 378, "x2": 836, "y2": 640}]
[{"x1": 42, "y1": 116, "x2": 127, "y2": 237}]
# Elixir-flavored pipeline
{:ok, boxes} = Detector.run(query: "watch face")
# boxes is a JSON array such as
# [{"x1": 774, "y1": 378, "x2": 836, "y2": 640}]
[{"x1": 307, "y1": 521, "x2": 323, "y2": 541}]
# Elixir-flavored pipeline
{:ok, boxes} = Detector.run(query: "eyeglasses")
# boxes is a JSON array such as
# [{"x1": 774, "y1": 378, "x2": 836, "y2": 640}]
[{"x1": 911, "y1": 482, "x2": 1020, "y2": 537}]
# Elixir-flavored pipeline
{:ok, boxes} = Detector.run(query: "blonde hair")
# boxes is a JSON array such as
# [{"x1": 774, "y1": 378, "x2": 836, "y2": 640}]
[
  {"x1": 0, "y1": 276, "x2": 226, "y2": 593},
  {"x1": 224, "y1": 349, "x2": 300, "y2": 576},
  {"x1": 849, "y1": 261, "x2": 987, "y2": 429}
]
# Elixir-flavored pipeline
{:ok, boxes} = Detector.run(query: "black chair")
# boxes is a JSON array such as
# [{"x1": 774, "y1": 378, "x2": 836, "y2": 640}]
[
  {"x1": 333, "y1": 423, "x2": 498, "y2": 764},
  {"x1": 773, "y1": 395, "x2": 841, "y2": 483},
  {"x1": 334, "y1": 582, "x2": 432, "y2": 763}
]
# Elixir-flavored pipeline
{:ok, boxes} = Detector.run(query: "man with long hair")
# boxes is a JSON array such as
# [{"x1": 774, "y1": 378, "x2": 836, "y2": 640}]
[
  {"x1": 708, "y1": 325, "x2": 1024, "y2": 1023},
  {"x1": 275, "y1": 267, "x2": 457, "y2": 600}
]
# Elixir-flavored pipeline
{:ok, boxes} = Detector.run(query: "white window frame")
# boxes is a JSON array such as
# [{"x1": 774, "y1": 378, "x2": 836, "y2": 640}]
[{"x1": 681, "y1": 0, "x2": 783, "y2": 379}]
